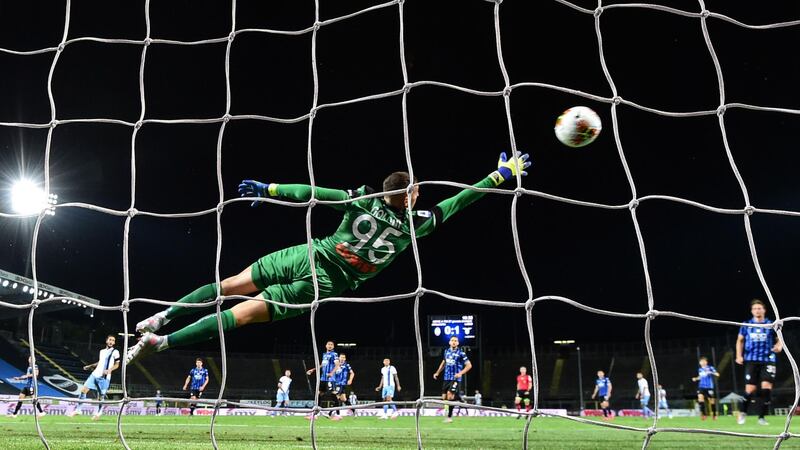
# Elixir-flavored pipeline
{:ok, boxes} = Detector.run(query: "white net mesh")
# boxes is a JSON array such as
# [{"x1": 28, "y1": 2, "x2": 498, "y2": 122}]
[{"x1": 2, "y1": 0, "x2": 800, "y2": 448}]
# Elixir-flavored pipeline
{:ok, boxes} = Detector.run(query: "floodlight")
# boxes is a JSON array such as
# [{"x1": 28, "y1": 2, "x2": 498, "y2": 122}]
[{"x1": 10, "y1": 180, "x2": 57, "y2": 215}]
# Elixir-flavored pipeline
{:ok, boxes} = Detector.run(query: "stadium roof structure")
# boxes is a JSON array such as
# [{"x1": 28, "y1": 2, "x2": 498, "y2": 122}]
[{"x1": 0, "y1": 268, "x2": 98, "y2": 319}]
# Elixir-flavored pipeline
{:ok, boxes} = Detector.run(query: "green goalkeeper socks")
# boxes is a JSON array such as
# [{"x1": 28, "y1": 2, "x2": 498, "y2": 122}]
[
  {"x1": 164, "y1": 283, "x2": 220, "y2": 321},
  {"x1": 166, "y1": 309, "x2": 237, "y2": 348}
]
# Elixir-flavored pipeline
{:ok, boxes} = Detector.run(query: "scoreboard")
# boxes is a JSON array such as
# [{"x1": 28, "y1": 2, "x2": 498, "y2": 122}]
[{"x1": 428, "y1": 315, "x2": 478, "y2": 348}]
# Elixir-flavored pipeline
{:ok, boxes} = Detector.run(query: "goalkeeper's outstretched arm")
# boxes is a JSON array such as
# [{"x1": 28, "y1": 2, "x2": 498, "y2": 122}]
[
  {"x1": 418, "y1": 151, "x2": 530, "y2": 236},
  {"x1": 238, "y1": 180, "x2": 350, "y2": 209}
]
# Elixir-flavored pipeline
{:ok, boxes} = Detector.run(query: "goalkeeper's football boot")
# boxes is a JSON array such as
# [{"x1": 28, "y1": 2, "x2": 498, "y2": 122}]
[
  {"x1": 125, "y1": 332, "x2": 165, "y2": 364},
  {"x1": 136, "y1": 312, "x2": 170, "y2": 333}
]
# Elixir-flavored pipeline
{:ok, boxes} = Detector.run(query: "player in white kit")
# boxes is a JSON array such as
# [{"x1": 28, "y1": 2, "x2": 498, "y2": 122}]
[
  {"x1": 376, "y1": 358, "x2": 401, "y2": 419},
  {"x1": 635, "y1": 372, "x2": 653, "y2": 418},
  {"x1": 275, "y1": 369, "x2": 292, "y2": 415},
  {"x1": 69, "y1": 335, "x2": 120, "y2": 420}
]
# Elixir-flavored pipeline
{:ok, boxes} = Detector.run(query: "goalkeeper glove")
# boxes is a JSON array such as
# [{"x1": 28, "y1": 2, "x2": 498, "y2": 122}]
[
  {"x1": 238, "y1": 180, "x2": 278, "y2": 207},
  {"x1": 490, "y1": 151, "x2": 531, "y2": 185}
]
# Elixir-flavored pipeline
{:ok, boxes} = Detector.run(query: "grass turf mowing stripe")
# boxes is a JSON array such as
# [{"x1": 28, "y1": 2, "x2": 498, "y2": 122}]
[{"x1": 2, "y1": 415, "x2": 799, "y2": 449}]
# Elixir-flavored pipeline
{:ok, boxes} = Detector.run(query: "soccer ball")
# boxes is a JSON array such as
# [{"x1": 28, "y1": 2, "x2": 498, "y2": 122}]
[{"x1": 554, "y1": 106, "x2": 602, "y2": 148}]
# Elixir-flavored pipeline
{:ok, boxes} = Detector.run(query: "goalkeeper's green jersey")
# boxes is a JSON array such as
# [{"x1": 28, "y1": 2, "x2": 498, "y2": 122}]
[{"x1": 273, "y1": 174, "x2": 499, "y2": 289}]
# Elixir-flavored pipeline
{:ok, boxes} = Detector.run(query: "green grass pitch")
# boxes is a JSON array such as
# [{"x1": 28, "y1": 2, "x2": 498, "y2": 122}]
[{"x1": 2, "y1": 414, "x2": 800, "y2": 449}]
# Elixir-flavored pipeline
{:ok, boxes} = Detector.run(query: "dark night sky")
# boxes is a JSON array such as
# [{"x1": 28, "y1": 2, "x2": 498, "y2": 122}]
[{"x1": 0, "y1": 1, "x2": 799, "y2": 351}]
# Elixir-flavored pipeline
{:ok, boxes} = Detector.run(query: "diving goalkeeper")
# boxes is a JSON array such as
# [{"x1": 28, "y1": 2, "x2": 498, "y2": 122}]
[{"x1": 126, "y1": 152, "x2": 530, "y2": 363}]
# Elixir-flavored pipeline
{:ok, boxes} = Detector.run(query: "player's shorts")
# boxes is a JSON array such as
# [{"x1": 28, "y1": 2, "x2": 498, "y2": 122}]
[
  {"x1": 83, "y1": 374, "x2": 110, "y2": 395},
  {"x1": 744, "y1": 362, "x2": 777, "y2": 384},
  {"x1": 640, "y1": 394, "x2": 651, "y2": 406},
  {"x1": 276, "y1": 391, "x2": 289, "y2": 403},
  {"x1": 381, "y1": 386, "x2": 396, "y2": 399},
  {"x1": 190, "y1": 390, "x2": 203, "y2": 398},
  {"x1": 515, "y1": 389, "x2": 531, "y2": 400},
  {"x1": 598, "y1": 395, "x2": 610, "y2": 403},
  {"x1": 658, "y1": 400, "x2": 669, "y2": 409},
  {"x1": 696, "y1": 388, "x2": 714, "y2": 398},
  {"x1": 442, "y1": 380, "x2": 459, "y2": 394},
  {"x1": 20, "y1": 387, "x2": 34, "y2": 396},
  {"x1": 318, "y1": 381, "x2": 333, "y2": 393},
  {"x1": 332, "y1": 384, "x2": 347, "y2": 395},
  {"x1": 251, "y1": 244, "x2": 350, "y2": 322}
]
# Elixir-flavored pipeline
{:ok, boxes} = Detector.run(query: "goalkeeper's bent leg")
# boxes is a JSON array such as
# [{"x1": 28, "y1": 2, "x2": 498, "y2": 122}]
[
  {"x1": 166, "y1": 310, "x2": 237, "y2": 349},
  {"x1": 161, "y1": 266, "x2": 261, "y2": 322},
  {"x1": 162, "y1": 298, "x2": 269, "y2": 349},
  {"x1": 163, "y1": 283, "x2": 220, "y2": 321}
]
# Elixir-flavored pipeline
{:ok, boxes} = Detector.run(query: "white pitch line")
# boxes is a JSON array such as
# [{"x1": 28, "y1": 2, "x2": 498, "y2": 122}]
[{"x1": 1, "y1": 421, "x2": 501, "y2": 432}]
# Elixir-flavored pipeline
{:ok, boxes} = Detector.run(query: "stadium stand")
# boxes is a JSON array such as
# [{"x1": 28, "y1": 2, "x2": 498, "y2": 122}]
[{"x1": 1, "y1": 327, "x2": 795, "y2": 412}]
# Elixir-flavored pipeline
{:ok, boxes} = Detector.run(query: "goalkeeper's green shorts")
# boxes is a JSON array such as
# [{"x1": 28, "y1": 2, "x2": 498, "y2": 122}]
[{"x1": 251, "y1": 243, "x2": 349, "y2": 322}]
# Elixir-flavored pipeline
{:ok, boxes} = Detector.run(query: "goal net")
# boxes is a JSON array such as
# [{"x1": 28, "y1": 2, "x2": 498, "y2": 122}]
[{"x1": 1, "y1": 0, "x2": 799, "y2": 448}]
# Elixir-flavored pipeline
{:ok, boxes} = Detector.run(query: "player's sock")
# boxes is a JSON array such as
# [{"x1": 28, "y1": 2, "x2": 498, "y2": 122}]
[
  {"x1": 13, "y1": 401, "x2": 22, "y2": 415},
  {"x1": 163, "y1": 283, "x2": 220, "y2": 321},
  {"x1": 698, "y1": 401, "x2": 706, "y2": 416},
  {"x1": 383, "y1": 405, "x2": 389, "y2": 415},
  {"x1": 516, "y1": 403, "x2": 521, "y2": 412},
  {"x1": 76, "y1": 392, "x2": 86, "y2": 409},
  {"x1": 447, "y1": 404, "x2": 454, "y2": 418},
  {"x1": 710, "y1": 402, "x2": 717, "y2": 417},
  {"x1": 743, "y1": 392, "x2": 753, "y2": 416},
  {"x1": 35, "y1": 402, "x2": 43, "y2": 413},
  {"x1": 602, "y1": 407, "x2": 608, "y2": 417},
  {"x1": 391, "y1": 403, "x2": 397, "y2": 413},
  {"x1": 167, "y1": 309, "x2": 237, "y2": 348},
  {"x1": 96, "y1": 394, "x2": 105, "y2": 415},
  {"x1": 760, "y1": 389, "x2": 771, "y2": 418}
]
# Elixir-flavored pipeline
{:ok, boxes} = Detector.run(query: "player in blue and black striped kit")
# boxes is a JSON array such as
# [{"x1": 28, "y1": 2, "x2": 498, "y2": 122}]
[
  {"x1": 735, "y1": 299, "x2": 782, "y2": 425},
  {"x1": 7, "y1": 356, "x2": 45, "y2": 418},
  {"x1": 306, "y1": 340, "x2": 338, "y2": 418},
  {"x1": 691, "y1": 356, "x2": 719, "y2": 420},
  {"x1": 330, "y1": 354, "x2": 355, "y2": 419},
  {"x1": 591, "y1": 370, "x2": 613, "y2": 420},
  {"x1": 183, "y1": 358, "x2": 209, "y2": 416},
  {"x1": 433, "y1": 336, "x2": 472, "y2": 423}
]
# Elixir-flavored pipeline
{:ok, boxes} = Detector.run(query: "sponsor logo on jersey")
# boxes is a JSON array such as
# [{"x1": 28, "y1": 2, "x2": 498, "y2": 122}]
[{"x1": 335, "y1": 243, "x2": 377, "y2": 273}]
